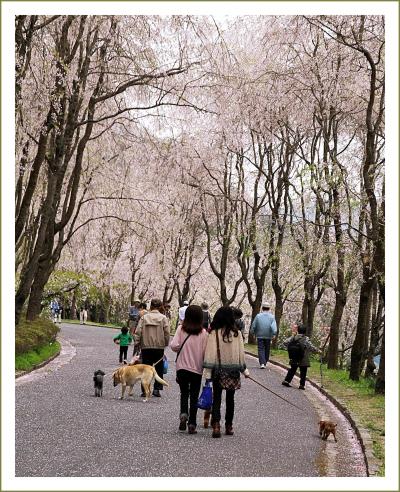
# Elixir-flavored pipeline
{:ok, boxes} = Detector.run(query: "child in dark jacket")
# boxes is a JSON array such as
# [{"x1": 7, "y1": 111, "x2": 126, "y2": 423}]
[
  {"x1": 281, "y1": 323, "x2": 320, "y2": 390},
  {"x1": 113, "y1": 326, "x2": 133, "y2": 364}
]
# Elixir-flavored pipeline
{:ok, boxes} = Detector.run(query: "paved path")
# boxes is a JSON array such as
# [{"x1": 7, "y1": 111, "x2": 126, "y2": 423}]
[{"x1": 15, "y1": 323, "x2": 366, "y2": 477}]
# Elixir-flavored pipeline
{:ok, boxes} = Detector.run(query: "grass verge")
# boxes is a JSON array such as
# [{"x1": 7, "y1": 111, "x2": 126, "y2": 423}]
[
  {"x1": 245, "y1": 343, "x2": 385, "y2": 476},
  {"x1": 16, "y1": 317, "x2": 61, "y2": 373},
  {"x1": 16, "y1": 341, "x2": 61, "y2": 372},
  {"x1": 62, "y1": 319, "x2": 122, "y2": 329}
]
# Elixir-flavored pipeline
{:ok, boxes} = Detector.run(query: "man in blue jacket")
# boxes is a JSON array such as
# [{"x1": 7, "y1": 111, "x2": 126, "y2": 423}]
[{"x1": 250, "y1": 302, "x2": 277, "y2": 369}]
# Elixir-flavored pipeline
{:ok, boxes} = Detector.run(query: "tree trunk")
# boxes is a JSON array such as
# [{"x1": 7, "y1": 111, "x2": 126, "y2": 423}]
[
  {"x1": 302, "y1": 279, "x2": 316, "y2": 337},
  {"x1": 365, "y1": 285, "x2": 383, "y2": 378},
  {"x1": 272, "y1": 278, "x2": 284, "y2": 347},
  {"x1": 327, "y1": 293, "x2": 346, "y2": 369},
  {"x1": 71, "y1": 290, "x2": 77, "y2": 320},
  {"x1": 349, "y1": 275, "x2": 374, "y2": 380},
  {"x1": 375, "y1": 325, "x2": 385, "y2": 394}
]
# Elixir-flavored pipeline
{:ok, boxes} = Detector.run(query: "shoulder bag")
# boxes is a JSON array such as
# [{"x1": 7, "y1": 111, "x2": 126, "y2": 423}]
[{"x1": 214, "y1": 330, "x2": 241, "y2": 390}]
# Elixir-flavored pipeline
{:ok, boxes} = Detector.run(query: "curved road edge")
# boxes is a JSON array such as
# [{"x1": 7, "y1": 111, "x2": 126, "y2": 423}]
[
  {"x1": 246, "y1": 351, "x2": 379, "y2": 477},
  {"x1": 15, "y1": 336, "x2": 76, "y2": 386}
]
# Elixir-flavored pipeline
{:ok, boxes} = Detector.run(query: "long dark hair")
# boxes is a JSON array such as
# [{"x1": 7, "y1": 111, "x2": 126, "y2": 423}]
[
  {"x1": 210, "y1": 306, "x2": 238, "y2": 342},
  {"x1": 182, "y1": 305, "x2": 204, "y2": 335}
]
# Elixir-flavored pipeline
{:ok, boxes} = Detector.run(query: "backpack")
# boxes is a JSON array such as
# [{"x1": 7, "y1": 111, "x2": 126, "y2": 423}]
[
  {"x1": 287, "y1": 337, "x2": 305, "y2": 363},
  {"x1": 129, "y1": 306, "x2": 139, "y2": 322}
]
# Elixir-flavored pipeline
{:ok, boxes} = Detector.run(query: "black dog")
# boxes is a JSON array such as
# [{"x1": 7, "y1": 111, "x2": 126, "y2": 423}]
[{"x1": 93, "y1": 369, "x2": 105, "y2": 397}]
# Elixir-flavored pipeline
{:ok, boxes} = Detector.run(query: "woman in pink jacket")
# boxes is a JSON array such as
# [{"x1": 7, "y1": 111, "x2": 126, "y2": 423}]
[{"x1": 170, "y1": 305, "x2": 208, "y2": 434}]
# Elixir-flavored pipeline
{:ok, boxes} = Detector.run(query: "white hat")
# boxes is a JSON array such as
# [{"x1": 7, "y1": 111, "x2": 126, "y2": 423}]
[
  {"x1": 262, "y1": 301, "x2": 270, "y2": 309},
  {"x1": 183, "y1": 300, "x2": 189, "y2": 306}
]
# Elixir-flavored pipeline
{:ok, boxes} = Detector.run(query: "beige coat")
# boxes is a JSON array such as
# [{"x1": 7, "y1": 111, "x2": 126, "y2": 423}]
[{"x1": 134, "y1": 310, "x2": 170, "y2": 349}]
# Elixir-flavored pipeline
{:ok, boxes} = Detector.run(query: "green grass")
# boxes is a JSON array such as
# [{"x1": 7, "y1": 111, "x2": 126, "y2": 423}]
[
  {"x1": 16, "y1": 341, "x2": 61, "y2": 372},
  {"x1": 16, "y1": 317, "x2": 59, "y2": 355},
  {"x1": 62, "y1": 319, "x2": 123, "y2": 329},
  {"x1": 245, "y1": 343, "x2": 385, "y2": 475}
]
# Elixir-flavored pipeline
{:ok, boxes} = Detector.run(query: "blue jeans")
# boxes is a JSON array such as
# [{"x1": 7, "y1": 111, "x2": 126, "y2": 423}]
[{"x1": 257, "y1": 338, "x2": 272, "y2": 366}]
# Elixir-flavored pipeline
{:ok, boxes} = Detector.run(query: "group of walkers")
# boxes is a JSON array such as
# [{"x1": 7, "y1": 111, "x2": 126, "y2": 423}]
[{"x1": 112, "y1": 297, "x2": 321, "y2": 437}]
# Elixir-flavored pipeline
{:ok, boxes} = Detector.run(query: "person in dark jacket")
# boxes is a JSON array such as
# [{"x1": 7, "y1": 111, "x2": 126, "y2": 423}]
[
  {"x1": 201, "y1": 302, "x2": 212, "y2": 331},
  {"x1": 281, "y1": 323, "x2": 320, "y2": 390},
  {"x1": 232, "y1": 307, "x2": 245, "y2": 339}
]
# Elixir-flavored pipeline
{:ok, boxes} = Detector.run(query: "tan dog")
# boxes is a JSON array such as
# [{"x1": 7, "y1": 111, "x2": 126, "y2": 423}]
[
  {"x1": 112, "y1": 364, "x2": 169, "y2": 402},
  {"x1": 319, "y1": 420, "x2": 338, "y2": 442}
]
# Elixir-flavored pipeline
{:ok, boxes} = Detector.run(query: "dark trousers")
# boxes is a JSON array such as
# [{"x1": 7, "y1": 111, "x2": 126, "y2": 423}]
[
  {"x1": 141, "y1": 348, "x2": 164, "y2": 390},
  {"x1": 211, "y1": 379, "x2": 235, "y2": 426},
  {"x1": 119, "y1": 346, "x2": 128, "y2": 363},
  {"x1": 285, "y1": 363, "x2": 308, "y2": 387},
  {"x1": 257, "y1": 338, "x2": 272, "y2": 365},
  {"x1": 176, "y1": 369, "x2": 202, "y2": 426}
]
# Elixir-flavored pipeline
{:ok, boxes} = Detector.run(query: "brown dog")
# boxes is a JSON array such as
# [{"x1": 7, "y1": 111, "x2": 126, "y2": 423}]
[
  {"x1": 319, "y1": 420, "x2": 338, "y2": 442},
  {"x1": 112, "y1": 364, "x2": 169, "y2": 402}
]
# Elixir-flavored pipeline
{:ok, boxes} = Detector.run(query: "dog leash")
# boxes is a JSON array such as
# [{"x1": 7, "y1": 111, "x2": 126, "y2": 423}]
[
  {"x1": 153, "y1": 356, "x2": 165, "y2": 367},
  {"x1": 247, "y1": 375, "x2": 305, "y2": 411}
]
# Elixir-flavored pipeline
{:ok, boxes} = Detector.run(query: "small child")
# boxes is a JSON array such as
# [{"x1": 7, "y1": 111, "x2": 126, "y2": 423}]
[{"x1": 113, "y1": 326, "x2": 133, "y2": 364}]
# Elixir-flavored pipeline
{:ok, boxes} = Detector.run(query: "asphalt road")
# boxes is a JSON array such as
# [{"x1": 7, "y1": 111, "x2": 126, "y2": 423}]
[{"x1": 15, "y1": 323, "x2": 339, "y2": 477}]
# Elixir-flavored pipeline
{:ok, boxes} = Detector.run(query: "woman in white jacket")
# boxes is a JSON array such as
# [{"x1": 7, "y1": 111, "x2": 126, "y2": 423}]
[{"x1": 203, "y1": 306, "x2": 250, "y2": 438}]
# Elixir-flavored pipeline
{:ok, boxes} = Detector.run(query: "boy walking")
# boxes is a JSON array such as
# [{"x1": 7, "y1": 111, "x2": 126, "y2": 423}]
[
  {"x1": 282, "y1": 323, "x2": 320, "y2": 389},
  {"x1": 113, "y1": 326, "x2": 133, "y2": 364}
]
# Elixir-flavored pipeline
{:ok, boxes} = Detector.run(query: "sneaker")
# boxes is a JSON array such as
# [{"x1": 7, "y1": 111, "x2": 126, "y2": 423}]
[
  {"x1": 123, "y1": 360, "x2": 127, "y2": 365},
  {"x1": 299, "y1": 385, "x2": 305, "y2": 390},
  {"x1": 188, "y1": 424, "x2": 197, "y2": 434},
  {"x1": 260, "y1": 364, "x2": 265, "y2": 369},
  {"x1": 179, "y1": 414, "x2": 188, "y2": 431},
  {"x1": 282, "y1": 381, "x2": 291, "y2": 387},
  {"x1": 152, "y1": 389, "x2": 161, "y2": 397}
]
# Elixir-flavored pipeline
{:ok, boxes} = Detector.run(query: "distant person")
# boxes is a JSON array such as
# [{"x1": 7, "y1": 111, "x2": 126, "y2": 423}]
[
  {"x1": 139, "y1": 302, "x2": 147, "y2": 318},
  {"x1": 232, "y1": 307, "x2": 245, "y2": 339},
  {"x1": 80, "y1": 307, "x2": 88, "y2": 325},
  {"x1": 163, "y1": 303, "x2": 172, "y2": 320},
  {"x1": 203, "y1": 306, "x2": 250, "y2": 438},
  {"x1": 128, "y1": 301, "x2": 140, "y2": 334},
  {"x1": 50, "y1": 298, "x2": 59, "y2": 323},
  {"x1": 201, "y1": 302, "x2": 212, "y2": 331},
  {"x1": 282, "y1": 323, "x2": 321, "y2": 390},
  {"x1": 57, "y1": 302, "x2": 63, "y2": 323},
  {"x1": 250, "y1": 302, "x2": 277, "y2": 369},
  {"x1": 178, "y1": 300, "x2": 189, "y2": 325},
  {"x1": 113, "y1": 326, "x2": 133, "y2": 364},
  {"x1": 131, "y1": 302, "x2": 147, "y2": 359},
  {"x1": 134, "y1": 298, "x2": 171, "y2": 397},
  {"x1": 170, "y1": 305, "x2": 208, "y2": 434}
]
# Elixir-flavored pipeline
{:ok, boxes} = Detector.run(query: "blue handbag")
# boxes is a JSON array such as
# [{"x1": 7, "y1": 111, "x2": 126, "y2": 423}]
[
  {"x1": 163, "y1": 356, "x2": 169, "y2": 374},
  {"x1": 197, "y1": 381, "x2": 213, "y2": 410}
]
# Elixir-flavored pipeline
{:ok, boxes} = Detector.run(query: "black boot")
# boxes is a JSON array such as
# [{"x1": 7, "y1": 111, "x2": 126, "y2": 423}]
[{"x1": 152, "y1": 389, "x2": 161, "y2": 397}]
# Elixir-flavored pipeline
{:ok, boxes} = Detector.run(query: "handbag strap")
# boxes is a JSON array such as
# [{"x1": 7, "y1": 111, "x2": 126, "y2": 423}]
[
  {"x1": 175, "y1": 334, "x2": 191, "y2": 362},
  {"x1": 215, "y1": 329, "x2": 222, "y2": 368}
]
